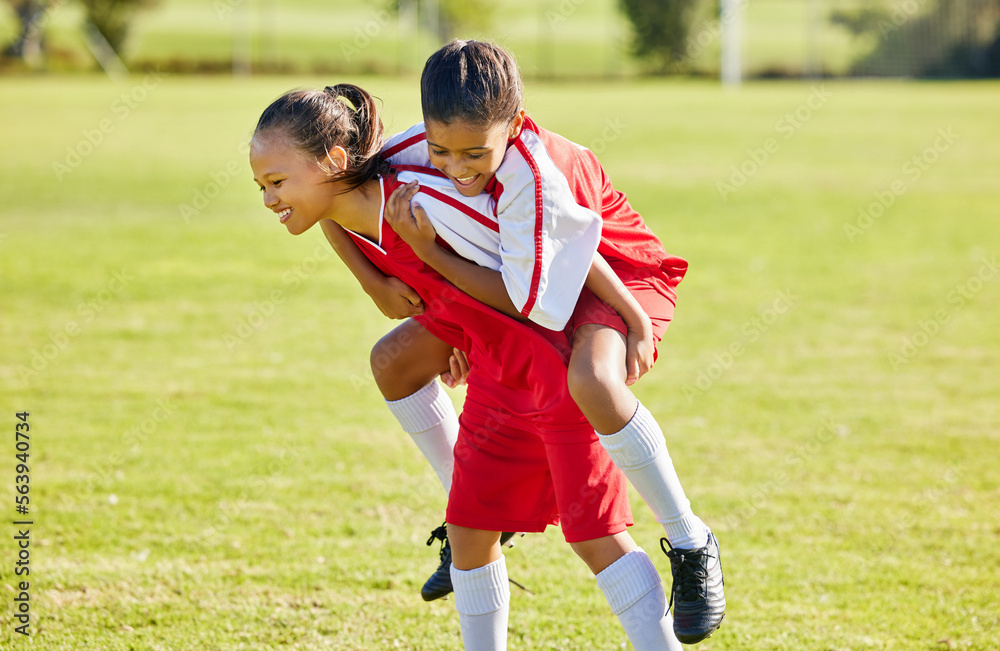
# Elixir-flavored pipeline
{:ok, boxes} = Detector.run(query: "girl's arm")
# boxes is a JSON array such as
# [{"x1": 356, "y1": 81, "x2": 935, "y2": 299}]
[
  {"x1": 416, "y1": 243, "x2": 524, "y2": 320},
  {"x1": 383, "y1": 187, "x2": 524, "y2": 320},
  {"x1": 585, "y1": 255, "x2": 654, "y2": 385},
  {"x1": 492, "y1": 132, "x2": 653, "y2": 383},
  {"x1": 319, "y1": 219, "x2": 425, "y2": 319},
  {"x1": 387, "y1": 186, "x2": 653, "y2": 384}
]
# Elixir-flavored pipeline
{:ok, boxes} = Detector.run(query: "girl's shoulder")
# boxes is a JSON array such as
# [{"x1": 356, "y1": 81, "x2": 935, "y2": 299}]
[
  {"x1": 505, "y1": 118, "x2": 606, "y2": 193},
  {"x1": 514, "y1": 117, "x2": 595, "y2": 168}
]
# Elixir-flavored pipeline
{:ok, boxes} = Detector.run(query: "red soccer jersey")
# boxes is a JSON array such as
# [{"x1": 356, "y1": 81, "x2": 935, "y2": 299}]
[
  {"x1": 516, "y1": 118, "x2": 688, "y2": 280},
  {"x1": 344, "y1": 174, "x2": 588, "y2": 429},
  {"x1": 383, "y1": 118, "x2": 689, "y2": 328}
]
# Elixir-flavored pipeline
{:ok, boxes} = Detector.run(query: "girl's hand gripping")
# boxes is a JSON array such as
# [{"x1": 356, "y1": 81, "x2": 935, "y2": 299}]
[
  {"x1": 440, "y1": 348, "x2": 471, "y2": 388},
  {"x1": 624, "y1": 312, "x2": 654, "y2": 386},
  {"x1": 368, "y1": 275, "x2": 425, "y2": 319},
  {"x1": 385, "y1": 181, "x2": 440, "y2": 259}
]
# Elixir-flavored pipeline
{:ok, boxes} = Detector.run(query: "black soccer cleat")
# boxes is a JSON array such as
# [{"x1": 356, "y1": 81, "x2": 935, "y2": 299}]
[
  {"x1": 421, "y1": 524, "x2": 519, "y2": 602},
  {"x1": 421, "y1": 523, "x2": 453, "y2": 601},
  {"x1": 662, "y1": 531, "x2": 726, "y2": 644}
]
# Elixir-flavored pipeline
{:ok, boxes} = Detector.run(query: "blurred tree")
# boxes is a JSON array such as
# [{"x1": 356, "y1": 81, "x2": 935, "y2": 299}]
[
  {"x1": 390, "y1": 0, "x2": 494, "y2": 44},
  {"x1": 77, "y1": 0, "x2": 159, "y2": 55},
  {"x1": 2, "y1": 0, "x2": 49, "y2": 62},
  {"x1": 617, "y1": 0, "x2": 701, "y2": 72},
  {"x1": 831, "y1": 0, "x2": 1000, "y2": 77},
  {"x1": 829, "y1": 6, "x2": 892, "y2": 37},
  {"x1": 437, "y1": 0, "x2": 494, "y2": 41}
]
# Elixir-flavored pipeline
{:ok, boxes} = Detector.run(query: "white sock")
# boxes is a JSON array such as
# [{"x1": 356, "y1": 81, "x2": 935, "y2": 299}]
[
  {"x1": 596, "y1": 549, "x2": 683, "y2": 651},
  {"x1": 451, "y1": 556, "x2": 510, "y2": 651},
  {"x1": 599, "y1": 402, "x2": 710, "y2": 549},
  {"x1": 385, "y1": 381, "x2": 458, "y2": 495}
]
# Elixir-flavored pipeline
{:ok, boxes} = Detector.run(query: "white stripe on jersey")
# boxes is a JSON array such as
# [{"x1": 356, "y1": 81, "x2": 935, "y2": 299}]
[
  {"x1": 495, "y1": 129, "x2": 601, "y2": 330},
  {"x1": 395, "y1": 168, "x2": 503, "y2": 272},
  {"x1": 382, "y1": 123, "x2": 433, "y2": 166},
  {"x1": 383, "y1": 124, "x2": 600, "y2": 332}
]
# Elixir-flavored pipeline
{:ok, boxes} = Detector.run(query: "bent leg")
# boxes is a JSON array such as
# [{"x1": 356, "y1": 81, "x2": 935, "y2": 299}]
[
  {"x1": 569, "y1": 530, "x2": 636, "y2": 575},
  {"x1": 371, "y1": 318, "x2": 453, "y2": 401},
  {"x1": 569, "y1": 323, "x2": 709, "y2": 549},
  {"x1": 373, "y1": 319, "x2": 459, "y2": 495},
  {"x1": 566, "y1": 323, "x2": 636, "y2": 434}
]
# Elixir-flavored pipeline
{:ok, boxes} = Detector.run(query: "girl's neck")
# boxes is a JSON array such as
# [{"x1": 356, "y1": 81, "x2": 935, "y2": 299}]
[{"x1": 327, "y1": 177, "x2": 383, "y2": 242}]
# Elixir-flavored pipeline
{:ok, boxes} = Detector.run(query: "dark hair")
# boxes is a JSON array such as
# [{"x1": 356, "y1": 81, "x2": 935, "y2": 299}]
[
  {"x1": 253, "y1": 83, "x2": 389, "y2": 193},
  {"x1": 420, "y1": 39, "x2": 523, "y2": 128}
]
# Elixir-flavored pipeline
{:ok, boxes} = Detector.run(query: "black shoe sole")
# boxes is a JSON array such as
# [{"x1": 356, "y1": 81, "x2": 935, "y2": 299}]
[{"x1": 675, "y1": 613, "x2": 725, "y2": 644}]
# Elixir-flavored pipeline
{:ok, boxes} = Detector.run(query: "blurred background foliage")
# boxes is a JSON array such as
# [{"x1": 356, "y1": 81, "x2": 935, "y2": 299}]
[{"x1": 2, "y1": 0, "x2": 999, "y2": 78}]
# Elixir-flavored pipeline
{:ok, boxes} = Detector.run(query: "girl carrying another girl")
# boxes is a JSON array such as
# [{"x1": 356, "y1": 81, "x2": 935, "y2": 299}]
[
  {"x1": 250, "y1": 83, "x2": 683, "y2": 649},
  {"x1": 372, "y1": 40, "x2": 725, "y2": 644}
]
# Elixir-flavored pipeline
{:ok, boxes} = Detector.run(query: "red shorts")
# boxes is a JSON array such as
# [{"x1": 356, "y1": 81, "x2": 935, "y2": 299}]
[
  {"x1": 564, "y1": 264, "x2": 679, "y2": 347},
  {"x1": 446, "y1": 389, "x2": 633, "y2": 543}
]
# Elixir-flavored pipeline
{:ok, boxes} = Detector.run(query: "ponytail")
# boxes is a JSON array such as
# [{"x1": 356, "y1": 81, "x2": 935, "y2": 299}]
[
  {"x1": 322, "y1": 84, "x2": 390, "y2": 192},
  {"x1": 253, "y1": 83, "x2": 390, "y2": 193}
]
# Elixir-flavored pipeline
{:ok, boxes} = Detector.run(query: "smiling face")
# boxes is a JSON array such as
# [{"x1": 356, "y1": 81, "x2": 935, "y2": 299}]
[
  {"x1": 250, "y1": 131, "x2": 340, "y2": 235},
  {"x1": 425, "y1": 111, "x2": 524, "y2": 197}
]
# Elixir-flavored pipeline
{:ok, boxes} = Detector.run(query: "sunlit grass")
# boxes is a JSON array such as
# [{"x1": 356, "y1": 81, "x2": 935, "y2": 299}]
[{"x1": 0, "y1": 75, "x2": 998, "y2": 649}]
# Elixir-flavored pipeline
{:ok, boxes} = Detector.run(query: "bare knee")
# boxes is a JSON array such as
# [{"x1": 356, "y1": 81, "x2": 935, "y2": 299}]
[
  {"x1": 567, "y1": 325, "x2": 626, "y2": 409},
  {"x1": 567, "y1": 329, "x2": 638, "y2": 433},
  {"x1": 370, "y1": 321, "x2": 451, "y2": 401},
  {"x1": 447, "y1": 525, "x2": 502, "y2": 570},
  {"x1": 569, "y1": 531, "x2": 637, "y2": 575},
  {"x1": 567, "y1": 357, "x2": 610, "y2": 407},
  {"x1": 370, "y1": 334, "x2": 410, "y2": 397}
]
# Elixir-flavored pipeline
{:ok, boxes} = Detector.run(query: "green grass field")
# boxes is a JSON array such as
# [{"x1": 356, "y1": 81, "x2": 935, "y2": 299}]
[{"x1": 1, "y1": 73, "x2": 999, "y2": 649}]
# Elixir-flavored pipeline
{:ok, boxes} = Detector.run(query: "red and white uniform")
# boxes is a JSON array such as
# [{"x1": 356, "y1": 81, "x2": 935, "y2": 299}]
[
  {"x1": 345, "y1": 175, "x2": 632, "y2": 541},
  {"x1": 382, "y1": 117, "x2": 689, "y2": 336},
  {"x1": 384, "y1": 143, "x2": 602, "y2": 330}
]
